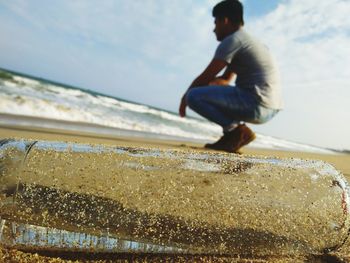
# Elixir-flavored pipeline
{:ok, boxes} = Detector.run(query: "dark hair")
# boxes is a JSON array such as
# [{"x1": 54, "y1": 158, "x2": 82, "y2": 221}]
[{"x1": 212, "y1": 0, "x2": 244, "y2": 26}]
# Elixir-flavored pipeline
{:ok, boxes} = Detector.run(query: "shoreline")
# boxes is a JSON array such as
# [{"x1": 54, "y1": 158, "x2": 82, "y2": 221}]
[
  {"x1": 1, "y1": 122, "x2": 349, "y2": 176},
  {"x1": 1, "y1": 112, "x2": 344, "y2": 154}
]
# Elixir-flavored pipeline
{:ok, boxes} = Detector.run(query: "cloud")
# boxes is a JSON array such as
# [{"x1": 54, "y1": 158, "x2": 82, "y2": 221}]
[
  {"x1": 248, "y1": 0, "x2": 350, "y2": 81},
  {"x1": 0, "y1": 1, "x2": 219, "y2": 108},
  {"x1": 1, "y1": 1, "x2": 216, "y2": 68}
]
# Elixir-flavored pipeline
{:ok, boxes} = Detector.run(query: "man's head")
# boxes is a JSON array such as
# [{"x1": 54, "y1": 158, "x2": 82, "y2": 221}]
[{"x1": 212, "y1": 0, "x2": 244, "y2": 41}]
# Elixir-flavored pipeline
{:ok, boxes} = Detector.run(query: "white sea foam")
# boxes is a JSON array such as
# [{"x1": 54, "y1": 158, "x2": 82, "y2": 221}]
[{"x1": 0, "y1": 73, "x2": 337, "y2": 154}]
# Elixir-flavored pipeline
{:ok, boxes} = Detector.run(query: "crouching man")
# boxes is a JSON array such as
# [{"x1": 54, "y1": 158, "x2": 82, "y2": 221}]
[{"x1": 179, "y1": 0, "x2": 283, "y2": 153}]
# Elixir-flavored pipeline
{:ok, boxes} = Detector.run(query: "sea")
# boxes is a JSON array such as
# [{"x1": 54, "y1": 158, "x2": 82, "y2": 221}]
[{"x1": 0, "y1": 68, "x2": 338, "y2": 154}]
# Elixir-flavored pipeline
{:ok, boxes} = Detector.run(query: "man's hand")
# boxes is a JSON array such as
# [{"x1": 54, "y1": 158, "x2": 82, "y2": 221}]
[
  {"x1": 179, "y1": 94, "x2": 187, "y2": 117},
  {"x1": 209, "y1": 68, "x2": 235, "y2": 86},
  {"x1": 189, "y1": 59, "x2": 228, "y2": 88},
  {"x1": 209, "y1": 77, "x2": 230, "y2": 86}
]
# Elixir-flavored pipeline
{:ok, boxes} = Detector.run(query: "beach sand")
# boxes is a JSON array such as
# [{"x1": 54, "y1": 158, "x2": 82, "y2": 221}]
[{"x1": 1, "y1": 124, "x2": 350, "y2": 262}]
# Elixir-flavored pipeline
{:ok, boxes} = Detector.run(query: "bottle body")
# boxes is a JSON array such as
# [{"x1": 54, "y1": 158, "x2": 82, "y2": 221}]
[{"x1": 0, "y1": 139, "x2": 349, "y2": 255}]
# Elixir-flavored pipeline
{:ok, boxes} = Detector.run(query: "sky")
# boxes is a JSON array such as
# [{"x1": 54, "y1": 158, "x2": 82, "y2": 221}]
[{"x1": 0, "y1": 0, "x2": 349, "y2": 150}]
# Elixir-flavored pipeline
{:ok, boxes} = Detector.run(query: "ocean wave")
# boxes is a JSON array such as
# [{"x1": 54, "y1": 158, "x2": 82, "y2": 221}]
[
  {"x1": 0, "y1": 90, "x2": 220, "y2": 141},
  {"x1": 0, "y1": 69, "x2": 337, "y2": 154}
]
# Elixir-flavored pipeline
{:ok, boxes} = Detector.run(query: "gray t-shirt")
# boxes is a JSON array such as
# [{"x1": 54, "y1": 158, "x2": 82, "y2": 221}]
[{"x1": 214, "y1": 28, "x2": 283, "y2": 109}]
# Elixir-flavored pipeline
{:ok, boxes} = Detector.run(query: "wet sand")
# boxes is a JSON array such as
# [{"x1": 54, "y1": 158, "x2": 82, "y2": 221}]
[{"x1": 1, "y1": 124, "x2": 350, "y2": 262}]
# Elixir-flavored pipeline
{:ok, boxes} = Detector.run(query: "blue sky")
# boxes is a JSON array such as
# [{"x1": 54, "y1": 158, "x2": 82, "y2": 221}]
[{"x1": 0, "y1": 0, "x2": 350, "y2": 150}]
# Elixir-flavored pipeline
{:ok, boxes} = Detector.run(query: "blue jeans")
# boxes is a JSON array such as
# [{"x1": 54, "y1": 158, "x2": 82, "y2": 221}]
[{"x1": 186, "y1": 85, "x2": 279, "y2": 131}]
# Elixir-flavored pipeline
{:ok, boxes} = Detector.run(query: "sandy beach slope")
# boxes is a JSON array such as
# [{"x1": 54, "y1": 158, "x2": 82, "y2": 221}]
[{"x1": 1, "y1": 123, "x2": 350, "y2": 262}]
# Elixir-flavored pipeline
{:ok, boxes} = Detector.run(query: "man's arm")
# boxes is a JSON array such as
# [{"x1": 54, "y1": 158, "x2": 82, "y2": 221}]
[
  {"x1": 179, "y1": 59, "x2": 227, "y2": 117},
  {"x1": 209, "y1": 67, "x2": 235, "y2": 86},
  {"x1": 189, "y1": 59, "x2": 228, "y2": 88}
]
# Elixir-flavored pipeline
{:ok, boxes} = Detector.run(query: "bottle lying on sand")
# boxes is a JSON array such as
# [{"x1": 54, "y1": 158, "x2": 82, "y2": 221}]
[{"x1": 0, "y1": 139, "x2": 349, "y2": 256}]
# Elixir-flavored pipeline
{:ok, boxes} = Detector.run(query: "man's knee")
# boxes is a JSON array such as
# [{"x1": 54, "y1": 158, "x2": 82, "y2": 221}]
[
  {"x1": 186, "y1": 89, "x2": 196, "y2": 108},
  {"x1": 185, "y1": 89, "x2": 201, "y2": 109}
]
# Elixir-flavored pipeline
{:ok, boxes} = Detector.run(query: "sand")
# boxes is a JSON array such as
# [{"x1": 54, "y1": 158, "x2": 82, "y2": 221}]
[{"x1": 1, "y1": 124, "x2": 350, "y2": 262}]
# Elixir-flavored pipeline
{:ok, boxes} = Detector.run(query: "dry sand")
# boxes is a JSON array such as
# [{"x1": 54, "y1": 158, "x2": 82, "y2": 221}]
[{"x1": 1, "y1": 125, "x2": 350, "y2": 262}]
